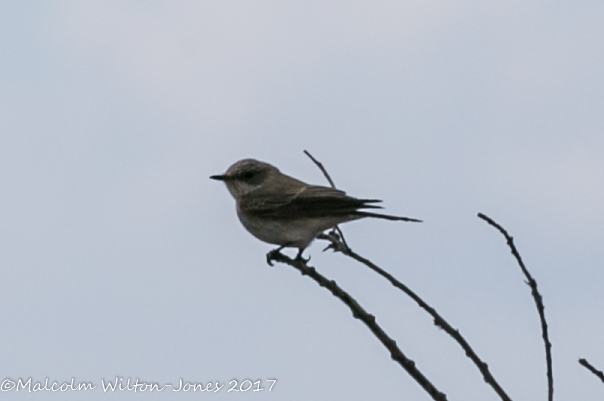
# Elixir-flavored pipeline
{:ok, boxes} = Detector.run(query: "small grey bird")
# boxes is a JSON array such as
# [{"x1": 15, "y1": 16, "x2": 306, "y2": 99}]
[{"x1": 211, "y1": 159, "x2": 421, "y2": 263}]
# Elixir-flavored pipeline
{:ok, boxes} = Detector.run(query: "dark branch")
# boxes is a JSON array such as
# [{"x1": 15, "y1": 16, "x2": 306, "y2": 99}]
[
  {"x1": 303, "y1": 151, "x2": 512, "y2": 401},
  {"x1": 579, "y1": 358, "x2": 604, "y2": 384},
  {"x1": 344, "y1": 248, "x2": 513, "y2": 401},
  {"x1": 304, "y1": 149, "x2": 336, "y2": 189},
  {"x1": 270, "y1": 252, "x2": 447, "y2": 401},
  {"x1": 303, "y1": 150, "x2": 350, "y2": 251},
  {"x1": 478, "y1": 213, "x2": 553, "y2": 401}
]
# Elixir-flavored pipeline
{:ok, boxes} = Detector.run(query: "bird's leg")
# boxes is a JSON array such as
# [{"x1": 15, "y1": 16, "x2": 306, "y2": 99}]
[
  {"x1": 266, "y1": 243, "x2": 290, "y2": 266},
  {"x1": 295, "y1": 248, "x2": 310, "y2": 264},
  {"x1": 317, "y1": 228, "x2": 349, "y2": 253}
]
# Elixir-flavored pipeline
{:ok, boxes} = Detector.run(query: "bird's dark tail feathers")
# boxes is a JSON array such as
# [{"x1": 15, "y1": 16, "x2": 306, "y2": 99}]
[{"x1": 356, "y1": 211, "x2": 422, "y2": 223}]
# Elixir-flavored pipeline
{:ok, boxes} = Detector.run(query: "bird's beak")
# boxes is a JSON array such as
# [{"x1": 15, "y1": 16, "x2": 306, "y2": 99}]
[{"x1": 210, "y1": 174, "x2": 228, "y2": 181}]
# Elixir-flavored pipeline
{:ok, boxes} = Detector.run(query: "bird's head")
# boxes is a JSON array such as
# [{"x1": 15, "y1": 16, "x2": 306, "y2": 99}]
[{"x1": 210, "y1": 159, "x2": 280, "y2": 199}]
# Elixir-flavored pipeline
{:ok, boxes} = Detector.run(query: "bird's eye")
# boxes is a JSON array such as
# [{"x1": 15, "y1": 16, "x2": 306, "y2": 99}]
[{"x1": 241, "y1": 171, "x2": 255, "y2": 180}]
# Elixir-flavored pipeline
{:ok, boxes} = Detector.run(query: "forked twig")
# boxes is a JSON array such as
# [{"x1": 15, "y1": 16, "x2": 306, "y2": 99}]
[
  {"x1": 270, "y1": 252, "x2": 447, "y2": 401},
  {"x1": 478, "y1": 213, "x2": 553, "y2": 401},
  {"x1": 303, "y1": 150, "x2": 350, "y2": 251},
  {"x1": 303, "y1": 150, "x2": 512, "y2": 401},
  {"x1": 345, "y1": 249, "x2": 513, "y2": 401},
  {"x1": 579, "y1": 358, "x2": 604, "y2": 383}
]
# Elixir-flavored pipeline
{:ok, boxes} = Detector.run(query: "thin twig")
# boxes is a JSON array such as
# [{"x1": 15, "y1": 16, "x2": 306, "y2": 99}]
[
  {"x1": 579, "y1": 358, "x2": 604, "y2": 384},
  {"x1": 344, "y1": 249, "x2": 513, "y2": 401},
  {"x1": 478, "y1": 213, "x2": 553, "y2": 401},
  {"x1": 270, "y1": 252, "x2": 447, "y2": 401},
  {"x1": 302, "y1": 151, "x2": 512, "y2": 401},
  {"x1": 303, "y1": 150, "x2": 350, "y2": 251},
  {"x1": 303, "y1": 150, "x2": 336, "y2": 189}
]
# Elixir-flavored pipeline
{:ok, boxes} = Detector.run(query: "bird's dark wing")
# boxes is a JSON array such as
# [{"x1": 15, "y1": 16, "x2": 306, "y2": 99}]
[{"x1": 240, "y1": 185, "x2": 382, "y2": 219}]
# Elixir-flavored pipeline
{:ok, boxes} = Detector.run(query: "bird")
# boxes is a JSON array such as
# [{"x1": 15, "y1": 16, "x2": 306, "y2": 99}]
[{"x1": 210, "y1": 159, "x2": 421, "y2": 264}]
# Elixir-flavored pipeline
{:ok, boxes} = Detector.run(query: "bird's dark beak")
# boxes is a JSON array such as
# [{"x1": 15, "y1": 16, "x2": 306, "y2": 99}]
[{"x1": 210, "y1": 174, "x2": 228, "y2": 181}]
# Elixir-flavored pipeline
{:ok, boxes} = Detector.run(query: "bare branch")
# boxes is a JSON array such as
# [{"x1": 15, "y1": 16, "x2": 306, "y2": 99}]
[
  {"x1": 303, "y1": 149, "x2": 336, "y2": 189},
  {"x1": 269, "y1": 252, "x2": 447, "y2": 401},
  {"x1": 579, "y1": 358, "x2": 604, "y2": 384},
  {"x1": 303, "y1": 151, "x2": 512, "y2": 401},
  {"x1": 303, "y1": 150, "x2": 350, "y2": 251},
  {"x1": 344, "y1": 248, "x2": 513, "y2": 401},
  {"x1": 478, "y1": 213, "x2": 553, "y2": 401}
]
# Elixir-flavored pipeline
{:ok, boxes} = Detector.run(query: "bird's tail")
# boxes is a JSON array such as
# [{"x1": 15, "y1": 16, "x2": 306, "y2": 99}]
[{"x1": 356, "y1": 211, "x2": 422, "y2": 223}]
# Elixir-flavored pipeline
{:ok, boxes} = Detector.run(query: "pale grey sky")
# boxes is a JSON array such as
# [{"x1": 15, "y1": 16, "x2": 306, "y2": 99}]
[{"x1": 1, "y1": 1, "x2": 603, "y2": 400}]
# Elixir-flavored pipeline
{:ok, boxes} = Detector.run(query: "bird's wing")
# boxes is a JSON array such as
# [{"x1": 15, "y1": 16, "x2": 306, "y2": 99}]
[{"x1": 240, "y1": 184, "x2": 382, "y2": 219}]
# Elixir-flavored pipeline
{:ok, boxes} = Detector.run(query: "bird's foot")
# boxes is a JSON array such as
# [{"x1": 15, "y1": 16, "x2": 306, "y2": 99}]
[
  {"x1": 266, "y1": 243, "x2": 293, "y2": 266},
  {"x1": 266, "y1": 249, "x2": 282, "y2": 266},
  {"x1": 266, "y1": 245, "x2": 310, "y2": 266},
  {"x1": 317, "y1": 229, "x2": 349, "y2": 253},
  {"x1": 295, "y1": 250, "x2": 310, "y2": 264}
]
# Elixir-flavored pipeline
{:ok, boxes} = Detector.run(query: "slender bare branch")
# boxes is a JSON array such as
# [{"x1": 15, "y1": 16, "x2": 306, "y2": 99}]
[
  {"x1": 303, "y1": 150, "x2": 350, "y2": 251},
  {"x1": 478, "y1": 213, "x2": 553, "y2": 401},
  {"x1": 344, "y1": 248, "x2": 513, "y2": 401},
  {"x1": 303, "y1": 149, "x2": 336, "y2": 189},
  {"x1": 269, "y1": 252, "x2": 447, "y2": 401},
  {"x1": 579, "y1": 358, "x2": 604, "y2": 384},
  {"x1": 302, "y1": 151, "x2": 512, "y2": 401}
]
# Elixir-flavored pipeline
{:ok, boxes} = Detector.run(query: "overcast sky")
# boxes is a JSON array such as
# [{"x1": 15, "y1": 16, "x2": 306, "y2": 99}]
[{"x1": 1, "y1": 1, "x2": 603, "y2": 400}]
